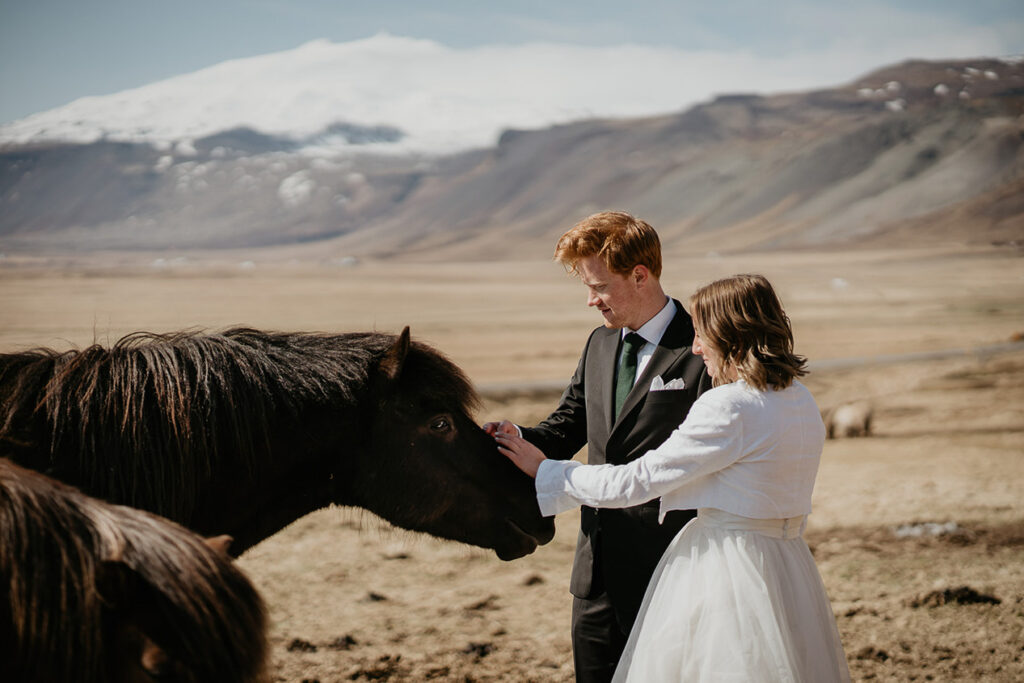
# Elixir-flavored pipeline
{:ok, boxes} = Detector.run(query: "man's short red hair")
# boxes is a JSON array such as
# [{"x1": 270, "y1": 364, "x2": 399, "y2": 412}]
[{"x1": 554, "y1": 211, "x2": 662, "y2": 278}]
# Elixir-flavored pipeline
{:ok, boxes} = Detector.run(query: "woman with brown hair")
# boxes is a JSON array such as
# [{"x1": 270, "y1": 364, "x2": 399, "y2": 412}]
[{"x1": 497, "y1": 274, "x2": 850, "y2": 682}]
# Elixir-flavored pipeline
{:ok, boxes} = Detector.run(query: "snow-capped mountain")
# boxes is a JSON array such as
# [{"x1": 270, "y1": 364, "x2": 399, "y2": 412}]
[
  {"x1": 0, "y1": 33, "x2": 846, "y2": 156},
  {"x1": 1, "y1": 53, "x2": 1022, "y2": 258}
]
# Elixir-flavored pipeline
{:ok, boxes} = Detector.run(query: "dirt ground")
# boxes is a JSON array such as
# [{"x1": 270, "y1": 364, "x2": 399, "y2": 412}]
[{"x1": 1, "y1": 245, "x2": 1022, "y2": 681}]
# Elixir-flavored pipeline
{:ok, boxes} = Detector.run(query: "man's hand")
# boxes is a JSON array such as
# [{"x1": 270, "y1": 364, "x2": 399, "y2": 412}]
[
  {"x1": 495, "y1": 432, "x2": 547, "y2": 478},
  {"x1": 482, "y1": 419, "x2": 519, "y2": 437}
]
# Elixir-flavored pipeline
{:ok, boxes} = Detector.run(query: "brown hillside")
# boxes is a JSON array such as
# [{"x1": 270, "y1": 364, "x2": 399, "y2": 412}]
[{"x1": 1, "y1": 57, "x2": 1022, "y2": 260}]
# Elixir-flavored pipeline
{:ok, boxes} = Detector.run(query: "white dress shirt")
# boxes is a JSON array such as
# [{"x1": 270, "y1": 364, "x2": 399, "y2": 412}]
[
  {"x1": 511, "y1": 297, "x2": 678, "y2": 439},
  {"x1": 621, "y1": 297, "x2": 676, "y2": 385},
  {"x1": 535, "y1": 379, "x2": 826, "y2": 522}
]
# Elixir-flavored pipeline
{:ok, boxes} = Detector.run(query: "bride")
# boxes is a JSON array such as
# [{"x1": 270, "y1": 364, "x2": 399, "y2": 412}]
[{"x1": 497, "y1": 274, "x2": 850, "y2": 682}]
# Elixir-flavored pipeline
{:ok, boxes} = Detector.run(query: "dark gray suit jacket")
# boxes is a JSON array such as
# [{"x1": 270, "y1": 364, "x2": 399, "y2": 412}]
[{"x1": 522, "y1": 299, "x2": 710, "y2": 630}]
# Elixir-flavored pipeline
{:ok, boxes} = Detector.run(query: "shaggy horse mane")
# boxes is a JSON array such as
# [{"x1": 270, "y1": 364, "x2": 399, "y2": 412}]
[
  {"x1": 0, "y1": 327, "x2": 480, "y2": 522},
  {"x1": 0, "y1": 458, "x2": 268, "y2": 682}
]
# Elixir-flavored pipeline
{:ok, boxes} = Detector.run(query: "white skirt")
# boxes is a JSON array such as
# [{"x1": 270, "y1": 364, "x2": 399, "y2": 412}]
[{"x1": 613, "y1": 508, "x2": 851, "y2": 683}]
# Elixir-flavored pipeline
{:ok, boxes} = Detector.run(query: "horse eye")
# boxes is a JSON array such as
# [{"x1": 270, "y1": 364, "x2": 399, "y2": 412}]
[{"x1": 430, "y1": 417, "x2": 452, "y2": 432}]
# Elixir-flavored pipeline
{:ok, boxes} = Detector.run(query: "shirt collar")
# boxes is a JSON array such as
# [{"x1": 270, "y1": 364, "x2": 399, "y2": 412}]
[{"x1": 622, "y1": 297, "x2": 675, "y2": 347}]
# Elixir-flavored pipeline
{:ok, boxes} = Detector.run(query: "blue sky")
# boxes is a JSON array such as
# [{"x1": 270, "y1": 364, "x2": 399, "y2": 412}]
[{"x1": 2, "y1": 0, "x2": 1022, "y2": 124}]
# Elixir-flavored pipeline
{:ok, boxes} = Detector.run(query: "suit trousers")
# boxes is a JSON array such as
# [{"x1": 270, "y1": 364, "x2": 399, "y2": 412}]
[
  {"x1": 570, "y1": 506, "x2": 697, "y2": 682},
  {"x1": 571, "y1": 591, "x2": 628, "y2": 683}
]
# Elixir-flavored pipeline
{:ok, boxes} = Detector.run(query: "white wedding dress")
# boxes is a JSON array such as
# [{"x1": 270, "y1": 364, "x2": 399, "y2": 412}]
[
  {"x1": 535, "y1": 381, "x2": 851, "y2": 682},
  {"x1": 613, "y1": 508, "x2": 850, "y2": 682}
]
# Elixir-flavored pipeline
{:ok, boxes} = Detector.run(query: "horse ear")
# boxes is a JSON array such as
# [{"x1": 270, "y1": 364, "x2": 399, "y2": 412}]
[
  {"x1": 96, "y1": 561, "x2": 174, "y2": 678},
  {"x1": 95, "y1": 559, "x2": 139, "y2": 609},
  {"x1": 96, "y1": 560, "x2": 167, "y2": 612},
  {"x1": 204, "y1": 534, "x2": 234, "y2": 556},
  {"x1": 379, "y1": 327, "x2": 411, "y2": 383}
]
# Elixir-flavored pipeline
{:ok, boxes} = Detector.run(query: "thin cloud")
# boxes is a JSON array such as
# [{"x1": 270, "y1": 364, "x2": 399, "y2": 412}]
[
  {"x1": 1, "y1": 2, "x2": 1021, "y2": 124},
  {"x1": 1, "y1": 36, "x2": 880, "y2": 153}
]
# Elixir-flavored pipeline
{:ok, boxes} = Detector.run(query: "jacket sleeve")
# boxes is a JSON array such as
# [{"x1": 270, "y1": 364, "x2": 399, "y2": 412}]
[
  {"x1": 534, "y1": 390, "x2": 744, "y2": 516},
  {"x1": 519, "y1": 330, "x2": 595, "y2": 461}
]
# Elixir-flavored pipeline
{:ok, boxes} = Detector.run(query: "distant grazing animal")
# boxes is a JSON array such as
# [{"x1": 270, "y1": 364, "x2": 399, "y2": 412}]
[
  {"x1": 0, "y1": 457, "x2": 268, "y2": 683},
  {"x1": 823, "y1": 402, "x2": 873, "y2": 439},
  {"x1": 0, "y1": 327, "x2": 554, "y2": 558}
]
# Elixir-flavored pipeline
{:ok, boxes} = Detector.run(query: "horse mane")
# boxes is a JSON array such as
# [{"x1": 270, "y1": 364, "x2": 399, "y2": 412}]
[
  {"x1": 0, "y1": 458, "x2": 268, "y2": 682},
  {"x1": 0, "y1": 328, "x2": 480, "y2": 522}
]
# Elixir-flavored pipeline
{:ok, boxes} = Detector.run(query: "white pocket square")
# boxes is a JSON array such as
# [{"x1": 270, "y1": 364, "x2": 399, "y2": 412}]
[{"x1": 650, "y1": 376, "x2": 686, "y2": 391}]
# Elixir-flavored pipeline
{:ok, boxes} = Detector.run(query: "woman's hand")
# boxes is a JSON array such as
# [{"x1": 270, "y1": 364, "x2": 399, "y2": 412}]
[{"x1": 494, "y1": 432, "x2": 547, "y2": 478}]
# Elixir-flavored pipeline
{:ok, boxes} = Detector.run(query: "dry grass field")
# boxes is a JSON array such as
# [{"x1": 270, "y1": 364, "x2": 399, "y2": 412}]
[{"x1": 1, "y1": 245, "x2": 1022, "y2": 681}]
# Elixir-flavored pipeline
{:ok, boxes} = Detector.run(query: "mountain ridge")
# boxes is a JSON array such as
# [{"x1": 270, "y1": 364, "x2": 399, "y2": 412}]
[{"x1": 1, "y1": 55, "x2": 1022, "y2": 260}]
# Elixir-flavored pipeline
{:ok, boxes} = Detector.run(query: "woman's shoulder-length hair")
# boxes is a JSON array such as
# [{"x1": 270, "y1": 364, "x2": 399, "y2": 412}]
[{"x1": 689, "y1": 274, "x2": 807, "y2": 390}]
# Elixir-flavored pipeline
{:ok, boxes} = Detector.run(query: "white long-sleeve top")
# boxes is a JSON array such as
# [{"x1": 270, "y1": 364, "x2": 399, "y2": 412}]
[{"x1": 535, "y1": 380, "x2": 826, "y2": 522}]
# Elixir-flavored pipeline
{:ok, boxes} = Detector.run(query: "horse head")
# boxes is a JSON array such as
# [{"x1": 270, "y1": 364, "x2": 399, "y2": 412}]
[
  {"x1": 350, "y1": 327, "x2": 555, "y2": 560},
  {"x1": 1, "y1": 459, "x2": 268, "y2": 683},
  {"x1": 0, "y1": 326, "x2": 555, "y2": 560}
]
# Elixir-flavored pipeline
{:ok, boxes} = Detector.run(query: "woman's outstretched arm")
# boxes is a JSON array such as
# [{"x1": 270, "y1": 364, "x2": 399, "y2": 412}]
[{"x1": 497, "y1": 391, "x2": 746, "y2": 517}]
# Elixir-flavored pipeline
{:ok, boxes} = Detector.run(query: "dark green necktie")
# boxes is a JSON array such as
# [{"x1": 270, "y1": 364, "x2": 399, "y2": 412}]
[{"x1": 613, "y1": 332, "x2": 645, "y2": 420}]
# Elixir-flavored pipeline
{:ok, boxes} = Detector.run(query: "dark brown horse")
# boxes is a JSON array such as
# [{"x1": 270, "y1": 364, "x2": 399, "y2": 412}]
[
  {"x1": 0, "y1": 458, "x2": 268, "y2": 683},
  {"x1": 0, "y1": 327, "x2": 554, "y2": 558}
]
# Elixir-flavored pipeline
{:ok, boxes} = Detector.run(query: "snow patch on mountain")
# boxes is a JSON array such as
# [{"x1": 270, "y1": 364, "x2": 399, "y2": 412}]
[{"x1": 0, "y1": 34, "x2": 841, "y2": 156}]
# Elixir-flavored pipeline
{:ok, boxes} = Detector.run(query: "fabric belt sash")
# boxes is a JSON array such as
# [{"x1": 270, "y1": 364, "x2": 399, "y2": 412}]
[{"x1": 697, "y1": 507, "x2": 807, "y2": 539}]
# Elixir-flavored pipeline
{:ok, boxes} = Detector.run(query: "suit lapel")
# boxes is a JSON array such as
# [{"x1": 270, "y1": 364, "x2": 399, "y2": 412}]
[
  {"x1": 594, "y1": 327, "x2": 622, "y2": 433},
  {"x1": 611, "y1": 300, "x2": 695, "y2": 433}
]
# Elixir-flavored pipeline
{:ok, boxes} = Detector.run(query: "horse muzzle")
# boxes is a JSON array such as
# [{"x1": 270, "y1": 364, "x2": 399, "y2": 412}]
[{"x1": 496, "y1": 517, "x2": 556, "y2": 561}]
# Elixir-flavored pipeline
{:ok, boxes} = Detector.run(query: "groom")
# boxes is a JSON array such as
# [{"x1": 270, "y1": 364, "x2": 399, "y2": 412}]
[{"x1": 486, "y1": 211, "x2": 709, "y2": 682}]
